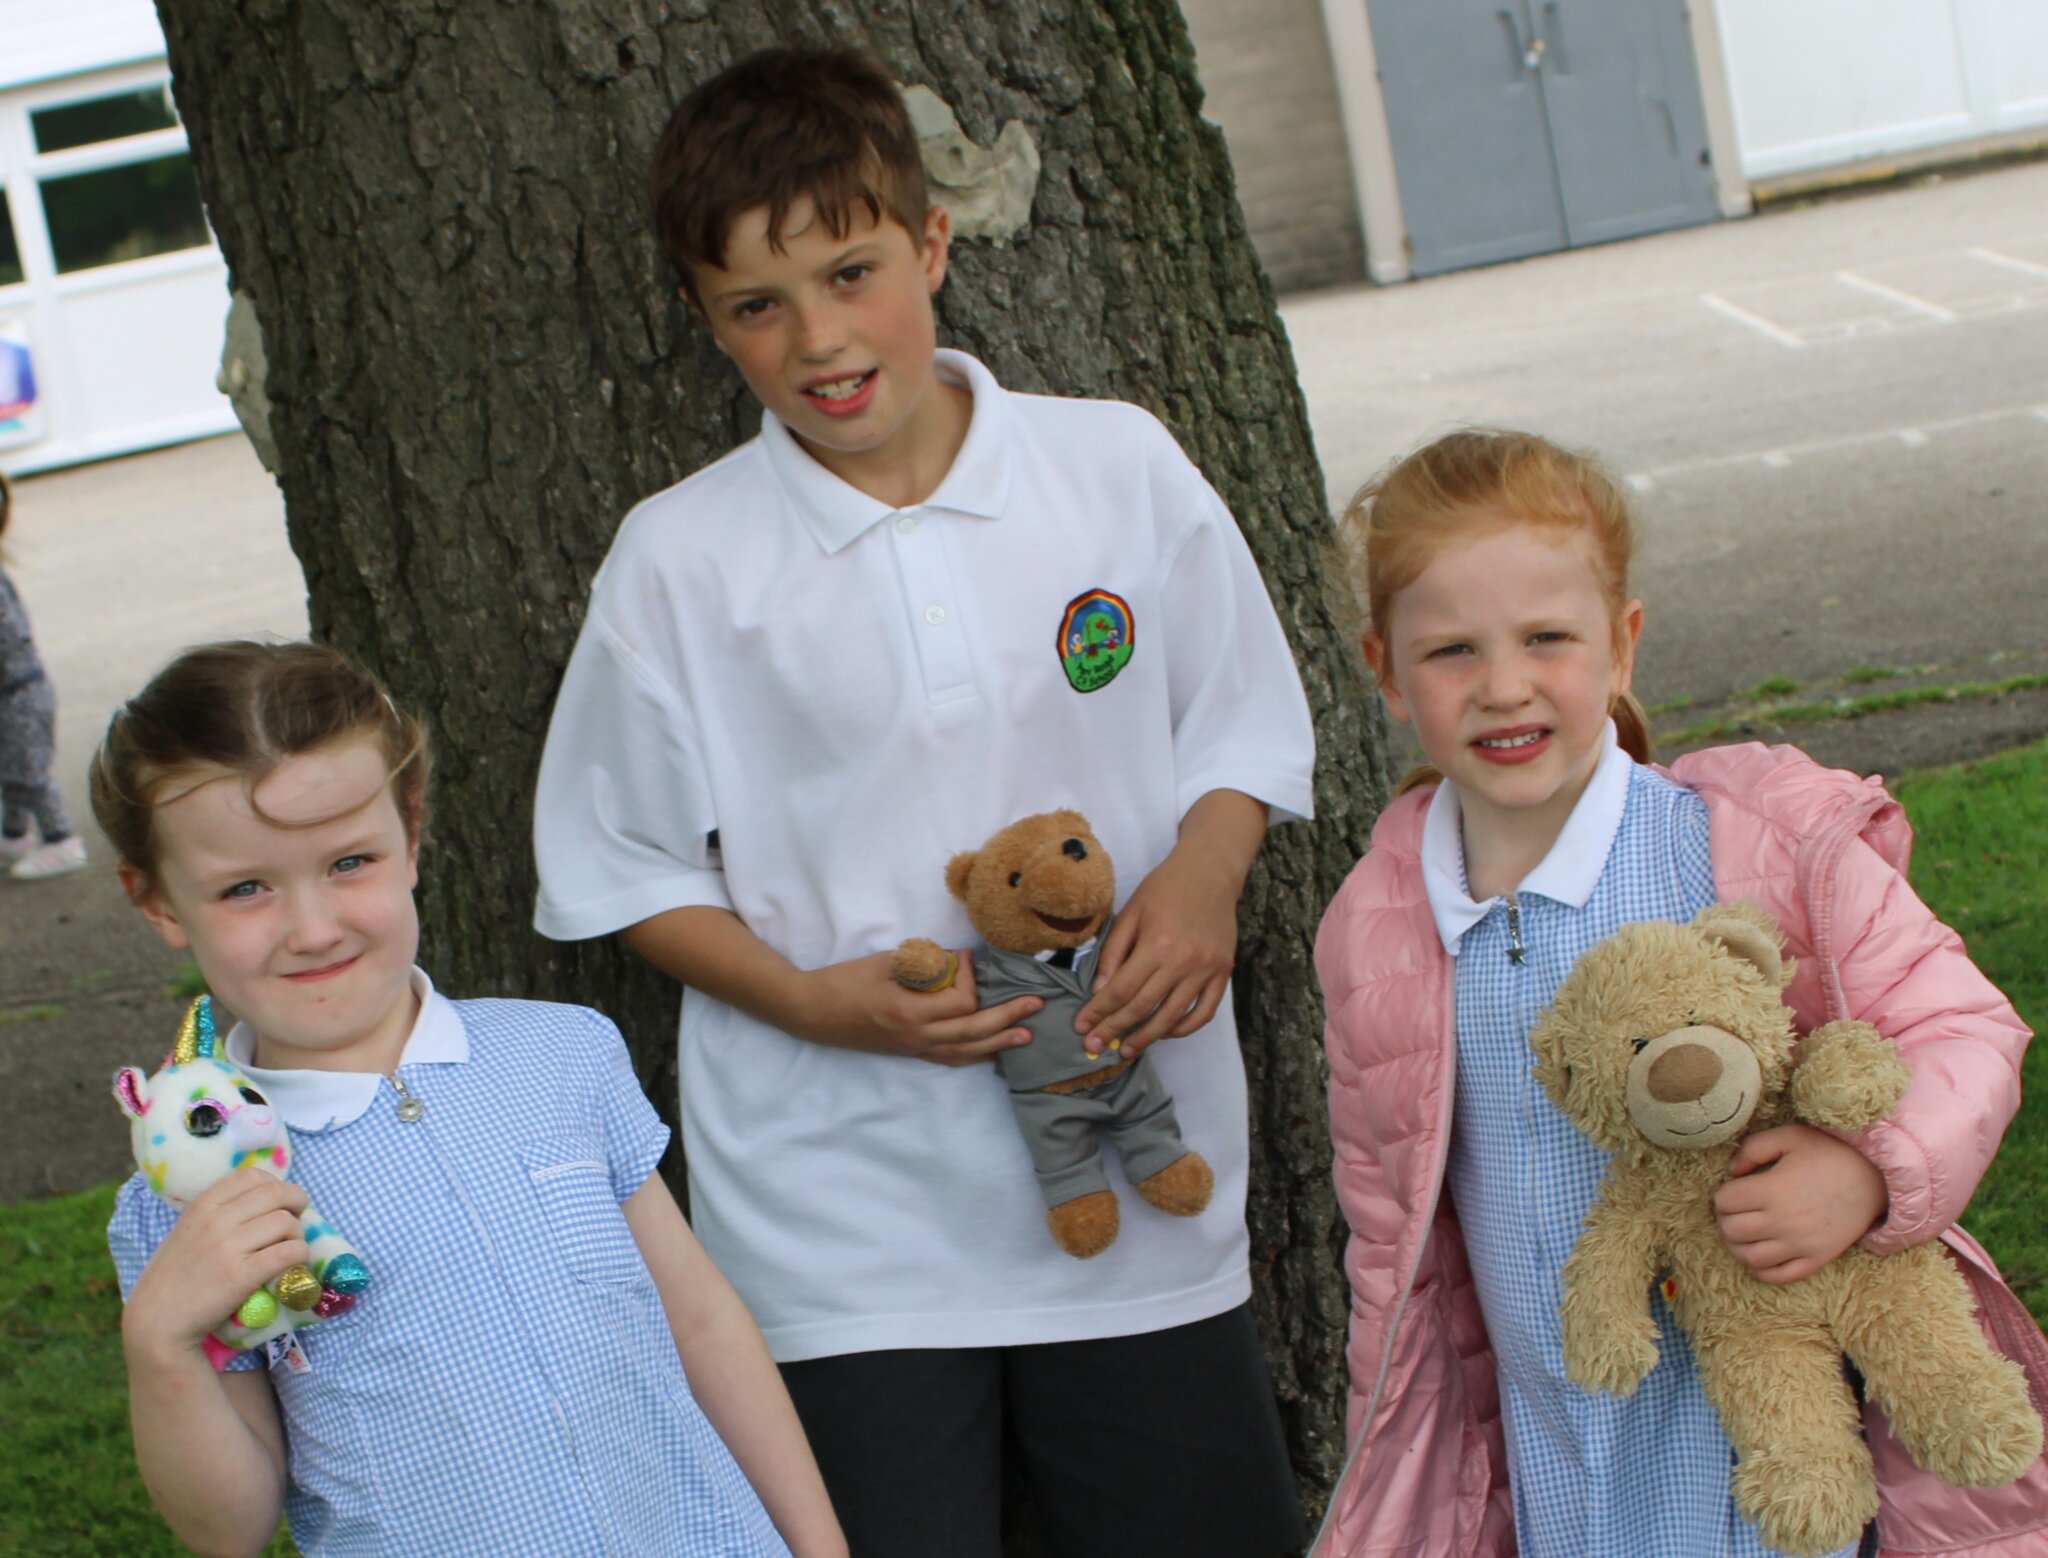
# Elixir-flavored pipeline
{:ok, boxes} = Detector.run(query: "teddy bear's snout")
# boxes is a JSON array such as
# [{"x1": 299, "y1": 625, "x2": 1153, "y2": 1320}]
[
  {"x1": 1626, "y1": 1025, "x2": 1764, "y2": 1150},
  {"x1": 1645, "y1": 1043, "x2": 1722, "y2": 1104}
]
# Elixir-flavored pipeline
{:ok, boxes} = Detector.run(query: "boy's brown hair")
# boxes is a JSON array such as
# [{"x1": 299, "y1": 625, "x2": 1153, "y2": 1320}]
[{"x1": 647, "y1": 47, "x2": 928, "y2": 308}]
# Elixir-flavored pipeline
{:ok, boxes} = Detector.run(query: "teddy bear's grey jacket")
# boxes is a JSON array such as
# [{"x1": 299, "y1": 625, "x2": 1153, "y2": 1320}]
[{"x1": 976, "y1": 917, "x2": 1132, "y2": 1093}]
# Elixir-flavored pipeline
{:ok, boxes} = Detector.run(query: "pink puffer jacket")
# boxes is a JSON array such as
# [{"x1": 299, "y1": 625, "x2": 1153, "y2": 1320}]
[{"x1": 1312, "y1": 744, "x2": 2047, "y2": 1557}]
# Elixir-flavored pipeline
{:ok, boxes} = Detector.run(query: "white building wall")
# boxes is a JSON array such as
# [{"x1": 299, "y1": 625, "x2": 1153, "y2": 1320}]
[
  {"x1": 0, "y1": 0, "x2": 167, "y2": 93},
  {"x1": 0, "y1": 2, "x2": 236, "y2": 474},
  {"x1": 1718, "y1": 0, "x2": 2048, "y2": 178}
]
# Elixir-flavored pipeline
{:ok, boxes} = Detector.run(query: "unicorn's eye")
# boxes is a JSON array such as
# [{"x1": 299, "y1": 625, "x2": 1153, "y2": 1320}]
[
  {"x1": 185, "y1": 1102, "x2": 225, "y2": 1137},
  {"x1": 237, "y1": 1086, "x2": 267, "y2": 1107},
  {"x1": 1631, "y1": 1037, "x2": 1652, "y2": 1054}
]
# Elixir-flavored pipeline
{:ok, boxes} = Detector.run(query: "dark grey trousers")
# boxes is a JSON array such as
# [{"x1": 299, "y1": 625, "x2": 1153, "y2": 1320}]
[{"x1": 0, "y1": 678, "x2": 68, "y2": 841}]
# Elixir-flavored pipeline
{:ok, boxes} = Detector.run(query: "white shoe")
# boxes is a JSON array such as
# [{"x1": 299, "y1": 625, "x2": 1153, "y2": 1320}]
[
  {"x1": 11, "y1": 835, "x2": 87, "y2": 880},
  {"x1": 0, "y1": 832, "x2": 35, "y2": 866}
]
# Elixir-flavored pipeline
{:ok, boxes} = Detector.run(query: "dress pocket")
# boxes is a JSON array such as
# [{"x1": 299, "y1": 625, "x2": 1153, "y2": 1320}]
[{"x1": 519, "y1": 1136, "x2": 644, "y2": 1285}]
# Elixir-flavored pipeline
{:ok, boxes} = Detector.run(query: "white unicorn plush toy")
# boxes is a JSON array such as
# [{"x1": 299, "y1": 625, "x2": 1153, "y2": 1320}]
[{"x1": 114, "y1": 995, "x2": 368, "y2": 1367}]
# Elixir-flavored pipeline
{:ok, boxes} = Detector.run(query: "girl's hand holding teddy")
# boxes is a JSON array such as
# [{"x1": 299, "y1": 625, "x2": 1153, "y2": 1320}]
[
  {"x1": 121, "y1": 1168, "x2": 309, "y2": 1366},
  {"x1": 1715, "y1": 1122, "x2": 1890, "y2": 1285}
]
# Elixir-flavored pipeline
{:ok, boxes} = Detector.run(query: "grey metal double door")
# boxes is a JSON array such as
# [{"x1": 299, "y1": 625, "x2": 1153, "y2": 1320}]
[{"x1": 1368, "y1": 0, "x2": 1721, "y2": 277}]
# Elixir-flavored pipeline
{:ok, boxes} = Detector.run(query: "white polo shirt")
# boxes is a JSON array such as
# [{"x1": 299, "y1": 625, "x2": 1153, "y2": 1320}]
[{"x1": 533, "y1": 350, "x2": 1315, "y2": 1360}]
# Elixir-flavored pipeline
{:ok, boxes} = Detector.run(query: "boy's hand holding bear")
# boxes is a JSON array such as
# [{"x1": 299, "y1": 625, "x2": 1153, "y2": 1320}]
[{"x1": 897, "y1": 811, "x2": 1213, "y2": 1258}]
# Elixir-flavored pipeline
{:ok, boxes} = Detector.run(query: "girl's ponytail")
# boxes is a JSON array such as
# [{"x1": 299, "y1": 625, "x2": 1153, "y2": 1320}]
[{"x1": 1613, "y1": 692, "x2": 1653, "y2": 763}]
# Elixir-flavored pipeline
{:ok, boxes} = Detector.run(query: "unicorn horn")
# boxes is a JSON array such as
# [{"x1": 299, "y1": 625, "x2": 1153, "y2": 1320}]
[{"x1": 171, "y1": 994, "x2": 218, "y2": 1065}]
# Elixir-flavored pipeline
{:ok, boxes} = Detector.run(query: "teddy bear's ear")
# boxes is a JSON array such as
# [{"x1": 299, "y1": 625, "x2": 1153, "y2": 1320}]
[
  {"x1": 1048, "y1": 808, "x2": 1090, "y2": 838},
  {"x1": 945, "y1": 850, "x2": 978, "y2": 901},
  {"x1": 1693, "y1": 901, "x2": 1787, "y2": 987}
]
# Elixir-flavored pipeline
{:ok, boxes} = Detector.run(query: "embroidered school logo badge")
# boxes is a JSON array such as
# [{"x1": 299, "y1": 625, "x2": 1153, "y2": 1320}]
[{"x1": 1057, "y1": 589, "x2": 1134, "y2": 693}]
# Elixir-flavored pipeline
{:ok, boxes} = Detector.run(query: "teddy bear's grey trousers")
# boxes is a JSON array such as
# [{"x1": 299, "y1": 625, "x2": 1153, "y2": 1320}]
[{"x1": 1008, "y1": 1055, "x2": 1191, "y2": 1208}]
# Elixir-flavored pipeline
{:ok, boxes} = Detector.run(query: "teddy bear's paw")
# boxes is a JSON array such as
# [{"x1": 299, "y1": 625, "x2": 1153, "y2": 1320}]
[
  {"x1": 1561, "y1": 1313, "x2": 1658, "y2": 1397},
  {"x1": 1733, "y1": 1443, "x2": 1878, "y2": 1558},
  {"x1": 1046, "y1": 1191, "x2": 1119, "y2": 1258},
  {"x1": 1894, "y1": 1362, "x2": 2045, "y2": 1488},
  {"x1": 1789, "y1": 1021, "x2": 1908, "y2": 1132},
  {"x1": 1135, "y1": 1152, "x2": 1213, "y2": 1217},
  {"x1": 892, "y1": 939, "x2": 957, "y2": 993}
]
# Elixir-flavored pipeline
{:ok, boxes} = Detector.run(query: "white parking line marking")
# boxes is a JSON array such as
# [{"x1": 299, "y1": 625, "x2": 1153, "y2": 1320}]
[
  {"x1": 1701, "y1": 292, "x2": 1805, "y2": 349},
  {"x1": 1969, "y1": 247, "x2": 2048, "y2": 282},
  {"x1": 1835, "y1": 270, "x2": 1957, "y2": 322},
  {"x1": 1624, "y1": 401, "x2": 2046, "y2": 489}
]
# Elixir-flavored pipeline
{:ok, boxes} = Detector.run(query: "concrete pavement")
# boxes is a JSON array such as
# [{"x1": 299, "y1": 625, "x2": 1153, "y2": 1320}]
[
  {"x1": 3, "y1": 160, "x2": 2044, "y2": 1199},
  {"x1": 1283, "y1": 158, "x2": 2048, "y2": 771}
]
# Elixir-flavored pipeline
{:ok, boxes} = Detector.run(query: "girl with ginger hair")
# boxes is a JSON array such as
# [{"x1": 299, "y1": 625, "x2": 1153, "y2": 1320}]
[{"x1": 1312, "y1": 430, "x2": 2045, "y2": 1557}]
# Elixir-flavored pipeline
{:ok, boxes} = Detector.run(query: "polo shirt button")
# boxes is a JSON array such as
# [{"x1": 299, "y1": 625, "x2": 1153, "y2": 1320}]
[
  {"x1": 895, "y1": 514, "x2": 918, "y2": 535},
  {"x1": 924, "y1": 604, "x2": 946, "y2": 626}
]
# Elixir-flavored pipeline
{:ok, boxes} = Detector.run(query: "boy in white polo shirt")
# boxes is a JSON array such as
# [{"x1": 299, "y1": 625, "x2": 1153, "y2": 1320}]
[{"x1": 533, "y1": 47, "x2": 1315, "y2": 1558}]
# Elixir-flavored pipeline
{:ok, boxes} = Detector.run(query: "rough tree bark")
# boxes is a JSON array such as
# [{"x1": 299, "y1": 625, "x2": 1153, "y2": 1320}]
[{"x1": 154, "y1": 0, "x2": 1393, "y2": 1523}]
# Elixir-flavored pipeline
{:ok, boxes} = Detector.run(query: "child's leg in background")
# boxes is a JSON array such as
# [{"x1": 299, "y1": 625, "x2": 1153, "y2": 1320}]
[
  {"x1": 1, "y1": 679, "x2": 83, "y2": 876},
  {"x1": 0, "y1": 679, "x2": 65, "y2": 833}
]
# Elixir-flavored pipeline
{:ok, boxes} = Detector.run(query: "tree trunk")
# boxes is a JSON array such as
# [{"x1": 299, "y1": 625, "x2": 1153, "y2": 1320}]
[{"x1": 154, "y1": 0, "x2": 1393, "y2": 1525}]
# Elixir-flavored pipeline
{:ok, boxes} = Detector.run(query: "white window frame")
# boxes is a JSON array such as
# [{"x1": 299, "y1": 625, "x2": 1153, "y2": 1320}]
[{"x1": 4, "y1": 60, "x2": 215, "y2": 300}]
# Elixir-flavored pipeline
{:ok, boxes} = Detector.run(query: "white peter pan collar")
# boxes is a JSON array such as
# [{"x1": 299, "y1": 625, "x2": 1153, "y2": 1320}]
[
  {"x1": 1421, "y1": 721, "x2": 1634, "y2": 957},
  {"x1": 223, "y1": 968, "x2": 468, "y2": 1132},
  {"x1": 760, "y1": 348, "x2": 1013, "y2": 554}
]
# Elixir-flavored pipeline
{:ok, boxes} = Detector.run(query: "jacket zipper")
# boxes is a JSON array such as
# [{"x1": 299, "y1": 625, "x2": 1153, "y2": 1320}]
[{"x1": 1311, "y1": 947, "x2": 1461, "y2": 1556}]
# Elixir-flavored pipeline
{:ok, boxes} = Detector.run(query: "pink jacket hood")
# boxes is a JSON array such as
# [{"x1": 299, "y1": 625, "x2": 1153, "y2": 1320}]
[{"x1": 1312, "y1": 743, "x2": 2045, "y2": 1557}]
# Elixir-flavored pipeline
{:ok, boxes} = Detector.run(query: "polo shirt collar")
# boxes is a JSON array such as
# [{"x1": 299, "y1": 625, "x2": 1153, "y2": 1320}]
[
  {"x1": 223, "y1": 968, "x2": 468, "y2": 1132},
  {"x1": 1420, "y1": 721, "x2": 1634, "y2": 957},
  {"x1": 760, "y1": 348, "x2": 1011, "y2": 554}
]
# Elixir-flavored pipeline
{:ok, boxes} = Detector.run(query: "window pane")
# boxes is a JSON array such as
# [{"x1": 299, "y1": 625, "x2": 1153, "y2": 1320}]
[
  {"x1": 0, "y1": 196, "x2": 21, "y2": 287},
  {"x1": 32, "y1": 84, "x2": 180, "y2": 153},
  {"x1": 41, "y1": 155, "x2": 210, "y2": 274}
]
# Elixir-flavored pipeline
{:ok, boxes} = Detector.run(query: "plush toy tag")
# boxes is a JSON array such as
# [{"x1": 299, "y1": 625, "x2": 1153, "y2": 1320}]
[{"x1": 270, "y1": 1331, "x2": 312, "y2": 1375}]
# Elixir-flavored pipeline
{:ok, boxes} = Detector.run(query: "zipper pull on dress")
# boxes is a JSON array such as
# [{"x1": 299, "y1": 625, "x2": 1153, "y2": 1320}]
[
  {"x1": 390, "y1": 1071, "x2": 424, "y2": 1123},
  {"x1": 1505, "y1": 896, "x2": 1526, "y2": 965}
]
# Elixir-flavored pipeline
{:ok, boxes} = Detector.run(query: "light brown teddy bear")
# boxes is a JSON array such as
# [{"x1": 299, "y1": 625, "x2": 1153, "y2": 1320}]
[
  {"x1": 894, "y1": 810, "x2": 1212, "y2": 1259},
  {"x1": 1529, "y1": 901, "x2": 2042, "y2": 1558}
]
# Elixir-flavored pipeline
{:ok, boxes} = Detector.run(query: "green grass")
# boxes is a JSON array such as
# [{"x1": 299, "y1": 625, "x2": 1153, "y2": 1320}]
[
  {"x1": 0, "y1": 1184, "x2": 134, "y2": 1554},
  {"x1": 1749, "y1": 674, "x2": 1800, "y2": 699},
  {"x1": 1895, "y1": 740, "x2": 2048, "y2": 1316},
  {"x1": 0, "y1": 1195, "x2": 296, "y2": 1555},
  {"x1": 1, "y1": 744, "x2": 2042, "y2": 1541},
  {"x1": 166, "y1": 962, "x2": 209, "y2": 1003},
  {"x1": 1663, "y1": 670, "x2": 2048, "y2": 748},
  {"x1": 1842, "y1": 664, "x2": 1907, "y2": 686}
]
